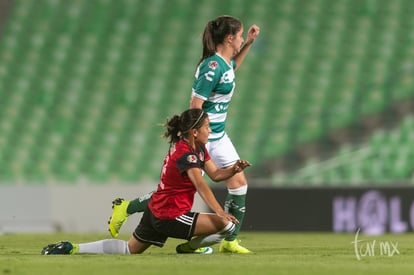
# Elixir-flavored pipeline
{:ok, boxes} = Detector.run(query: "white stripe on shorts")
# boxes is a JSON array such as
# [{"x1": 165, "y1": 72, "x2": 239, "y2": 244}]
[{"x1": 176, "y1": 214, "x2": 194, "y2": 226}]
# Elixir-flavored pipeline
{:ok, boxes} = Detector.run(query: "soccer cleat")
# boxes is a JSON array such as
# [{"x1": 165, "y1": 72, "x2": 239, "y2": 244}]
[
  {"x1": 41, "y1": 241, "x2": 78, "y2": 255},
  {"x1": 219, "y1": 239, "x2": 252, "y2": 254},
  {"x1": 176, "y1": 243, "x2": 213, "y2": 254},
  {"x1": 108, "y1": 198, "x2": 130, "y2": 238}
]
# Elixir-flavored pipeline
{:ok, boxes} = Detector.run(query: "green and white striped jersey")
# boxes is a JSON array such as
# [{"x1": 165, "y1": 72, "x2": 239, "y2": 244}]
[{"x1": 192, "y1": 53, "x2": 236, "y2": 141}]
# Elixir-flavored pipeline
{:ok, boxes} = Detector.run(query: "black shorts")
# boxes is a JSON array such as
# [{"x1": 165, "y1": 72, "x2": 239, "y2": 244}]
[{"x1": 133, "y1": 208, "x2": 199, "y2": 247}]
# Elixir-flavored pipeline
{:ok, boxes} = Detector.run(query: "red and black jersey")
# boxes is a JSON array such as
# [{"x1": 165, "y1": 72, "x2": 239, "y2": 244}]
[{"x1": 148, "y1": 139, "x2": 211, "y2": 219}]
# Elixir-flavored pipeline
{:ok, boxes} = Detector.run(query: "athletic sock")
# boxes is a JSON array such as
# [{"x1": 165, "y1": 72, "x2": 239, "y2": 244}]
[
  {"x1": 126, "y1": 191, "x2": 154, "y2": 215},
  {"x1": 189, "y1": 222, "x2": 235, "y2": 249},
  {"x1": 78, "y1": 239, "x2": 130, "y2": 254},
  {"x1": 224, "y1": 185, "x2": 247, "y2": 241}
]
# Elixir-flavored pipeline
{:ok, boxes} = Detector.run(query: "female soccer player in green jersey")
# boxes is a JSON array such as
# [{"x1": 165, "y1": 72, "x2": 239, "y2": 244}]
[{"x1": 108, "y1": 15, "x2": 260, "y2": 254}]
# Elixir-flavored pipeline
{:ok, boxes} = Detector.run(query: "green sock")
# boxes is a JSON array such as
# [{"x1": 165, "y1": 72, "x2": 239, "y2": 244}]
[
  {"x1": 71, "y1": 243, "x2": 79, "y2": 254},
  {"x1": 126, "y1": 191, "x2": 153, "y2": 215},
  {"x1": 224, "y1": 193, "x2": 246, "y2": 241}
]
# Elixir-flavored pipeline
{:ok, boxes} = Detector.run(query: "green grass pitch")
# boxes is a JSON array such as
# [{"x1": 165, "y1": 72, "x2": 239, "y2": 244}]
[{"x1": 1, "y1": 232, "x2": 413, "y2": 275}]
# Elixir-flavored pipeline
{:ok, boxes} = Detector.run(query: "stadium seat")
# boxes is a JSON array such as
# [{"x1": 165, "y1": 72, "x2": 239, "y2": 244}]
[
  {"x1": 1, "y1": 0, "x2": 414, "y2": 185},
  {"x1": 277, "y1": 115, "x2": 414, "y2": 185}
]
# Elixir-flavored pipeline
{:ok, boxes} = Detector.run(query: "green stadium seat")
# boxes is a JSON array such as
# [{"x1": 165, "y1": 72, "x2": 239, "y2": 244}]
[
  {"x1": 1, "y1": 0, "x2": 414, "y2": 185},
  {"x1": 284, "y1": 115, "x2": 414, "y2": 185}
]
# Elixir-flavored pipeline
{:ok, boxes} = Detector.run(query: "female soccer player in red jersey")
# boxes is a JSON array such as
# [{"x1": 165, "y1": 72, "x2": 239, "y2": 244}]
[{"x1": 41, "y1": 109, "x2": 250, "y2": 255}]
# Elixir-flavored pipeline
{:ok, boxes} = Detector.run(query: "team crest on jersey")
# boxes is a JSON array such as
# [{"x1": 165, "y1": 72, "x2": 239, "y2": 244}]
[
  {"x1": 187, "y1": 154, "x2": 197, "y2": 163},
  {"x1": 208, "y1": 61, "x2": 218, "y2": 70}
]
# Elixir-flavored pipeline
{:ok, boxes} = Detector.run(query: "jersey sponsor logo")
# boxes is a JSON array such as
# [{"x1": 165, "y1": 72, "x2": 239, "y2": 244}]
[
  {"x1": 208, "y1": 61, "x2": 218, "y2": 70},
  {"x1": 214, "y1": 103, "x2": 229, "y2": 112},
  {"x1": 187, "y1": 154, "x2": 197, "y2": 163},
  {"x1": 204, "y1": 71, "x2": 215, "y2": 81},
  {"x1": 220, "y1": 69, "x2": 235, "y2": 84}
]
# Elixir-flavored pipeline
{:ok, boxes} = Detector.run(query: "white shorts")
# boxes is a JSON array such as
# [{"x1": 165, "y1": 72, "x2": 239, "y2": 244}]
[{"x1": 206, "y1": 133, "x2": 240, "y2": 168}]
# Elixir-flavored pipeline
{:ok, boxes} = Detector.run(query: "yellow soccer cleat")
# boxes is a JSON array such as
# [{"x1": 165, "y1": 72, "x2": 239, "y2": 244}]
[
  {"x1": 219, "y1": 239, "x2": 252, "y2": 254},
  {"x1": 108, "y1": 198, "x2": 130, "y2": 238}
]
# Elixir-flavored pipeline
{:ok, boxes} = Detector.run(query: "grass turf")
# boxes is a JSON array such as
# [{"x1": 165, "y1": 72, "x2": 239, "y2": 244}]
[{"x1": 0, "y1": 232, "x2": 413, "y2": 275}]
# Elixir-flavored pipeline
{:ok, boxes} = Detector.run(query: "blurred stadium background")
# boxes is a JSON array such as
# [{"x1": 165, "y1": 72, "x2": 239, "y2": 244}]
[{"x1": 0, "y1": 0, "x2": 413, "y2": 234}]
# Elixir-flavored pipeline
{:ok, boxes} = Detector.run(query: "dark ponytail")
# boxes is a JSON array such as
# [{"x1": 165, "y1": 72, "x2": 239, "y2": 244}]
[
  {"x1": 163, "y1": 115, "x2": 181, "y2": 144},
  {"x1": 163, "y1": 109, "x2": 208, "y2": 144},
  {"x1": 198, "y1": 15, "x2": 242, "y2": 64},
  {"x1": 200, "y1": 21, "x2": 217, "y2": 64}
]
